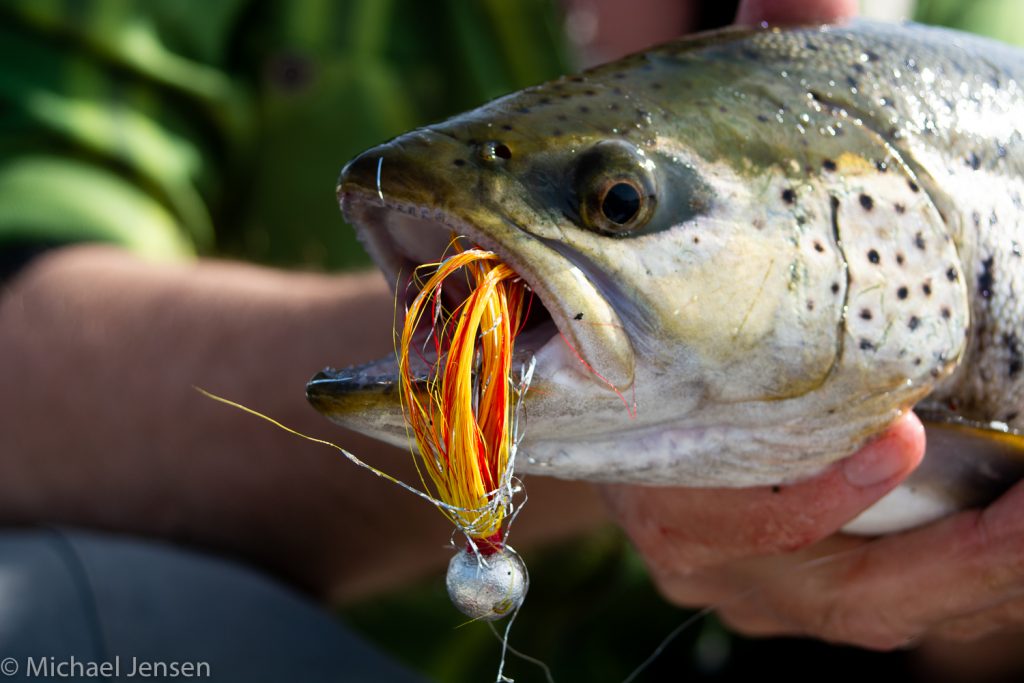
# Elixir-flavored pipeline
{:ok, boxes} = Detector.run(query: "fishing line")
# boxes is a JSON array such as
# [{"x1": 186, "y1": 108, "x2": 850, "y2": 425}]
[
  {"x1": 488, "y1": 617, "x2": 556, "y2": 683},
  {"x1": 620, "y1": 538, "x2": 881, "y2": 682}
]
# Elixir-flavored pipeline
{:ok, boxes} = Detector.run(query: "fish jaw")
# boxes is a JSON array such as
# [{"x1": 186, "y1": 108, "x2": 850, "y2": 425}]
[{"x1": 307, "y1": 128, "x2": 639, "y2": 448}]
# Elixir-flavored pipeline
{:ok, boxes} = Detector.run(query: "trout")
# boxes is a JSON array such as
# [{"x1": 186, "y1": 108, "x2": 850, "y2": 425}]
[{"x1": 307, "y1": 20, "x2": 1024, "y2": 534}]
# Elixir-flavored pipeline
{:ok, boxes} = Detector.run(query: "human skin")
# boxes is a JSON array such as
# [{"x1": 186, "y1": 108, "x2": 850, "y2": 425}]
[
  {"x1": 0, "y1": 245, "x2": 606, "y2": 603},
  {"x1": 604, "y1": 0, "x2": 1024, "y2": 650}
]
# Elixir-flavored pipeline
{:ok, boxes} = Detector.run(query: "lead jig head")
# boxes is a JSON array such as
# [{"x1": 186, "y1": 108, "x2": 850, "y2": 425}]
[{"x1": 446, "y1": 544, "x2": 528, "y2": 621}]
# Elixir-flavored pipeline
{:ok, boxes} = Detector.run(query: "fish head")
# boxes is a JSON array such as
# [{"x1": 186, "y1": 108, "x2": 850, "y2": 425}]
[{"x1": 309, "y1": 26, "x2": 970, "y2": 486}]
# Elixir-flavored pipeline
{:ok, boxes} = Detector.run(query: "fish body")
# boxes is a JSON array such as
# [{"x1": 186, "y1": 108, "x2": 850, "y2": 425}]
[{"x1": 309, "y1": 20, "x2": 1024, "y2": 533}]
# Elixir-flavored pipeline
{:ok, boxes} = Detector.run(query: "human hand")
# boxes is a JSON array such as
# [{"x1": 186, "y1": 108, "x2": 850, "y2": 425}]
[
  {"x1": 603, "y1": 413, "x2": 937, "y2": 649},
  {"x1": 607, "y1": 407, "x2": 1024, "y2": 648}
]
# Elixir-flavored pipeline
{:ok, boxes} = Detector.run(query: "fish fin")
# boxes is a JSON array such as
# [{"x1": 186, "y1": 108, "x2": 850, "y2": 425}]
[{"x1": 843, "y1": 407, "x2": 1024, "y2": 535}]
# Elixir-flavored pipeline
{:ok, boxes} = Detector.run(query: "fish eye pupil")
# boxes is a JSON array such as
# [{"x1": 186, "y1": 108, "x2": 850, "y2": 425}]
[{"x1": 601, "y1": 182, "x2": 641, "y2": 225}]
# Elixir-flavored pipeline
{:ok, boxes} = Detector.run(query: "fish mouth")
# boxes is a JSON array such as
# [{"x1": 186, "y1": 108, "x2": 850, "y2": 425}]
[{"x1": 306, "y1": 155, "x2": 636, "y2": 440}]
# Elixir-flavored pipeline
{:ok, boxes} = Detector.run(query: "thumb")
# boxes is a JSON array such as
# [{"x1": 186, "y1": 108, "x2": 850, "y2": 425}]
[{"x1": 602, "y1": 411, "x2": 925, "y2": 574}]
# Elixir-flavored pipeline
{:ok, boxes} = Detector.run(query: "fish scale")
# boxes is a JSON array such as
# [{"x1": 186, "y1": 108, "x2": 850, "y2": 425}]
[{"x1": 310, "y1": 20, "x2": 1024, "y2": 534}]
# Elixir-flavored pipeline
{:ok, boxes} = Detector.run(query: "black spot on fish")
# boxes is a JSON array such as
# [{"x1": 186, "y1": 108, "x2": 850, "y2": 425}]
[
  {"x1": 908, "y1": 316, "x2": 920, "y2": 330},
  {"x1": 569, "y1": 76, "x2": 584, "y2": 83},
  {"x1": 538, "y1": 97, "x2": 552, "y2": 105},
  {"x1": 650, "y1": 83, "x2": 663, "y2": 91},
  {"x1": 757, "y1": 114, "x2": 770, "y2": 123},
  {"x1": 609, "y1": 103, "x2": 620, "y2": 111},
  {"x1": 897, "y1": 286, "x2": 908, "y2": 299},
  {"x1": 807, "y1": 300, "x2": 815, "y2": 311},
  {"x1": 895, "y1": 203, "x2": 906, "y2": 214},
  {"x1": 914, "y1": 357, "x2": 922, "y2": 365},
  {"x1": 552, "y1": 129, "x2": 563, "y2": 136},
  {"x1": 966, "y1": 152, "x2": 981, "y2": 170},
  {"x1": 771, "y1": 485, "x2": 782, "y2": 493},
  {"x1": 613, "y1": 72, "x2": 627, "y2": 80},
  {"x1": 908, "y1": 180, "x2": 920, "y2": 193},
  {"x1": 782, "y1": 188, "x2": 796, "y2": 204},
  {"x1": 896, "y1": 253, "x2": 905, "y2": 265},
  {"x1": 516, "y1": 107, "x2": 531, "y2": 114},
  {"x1": 584, "y1": 89, "x2": 597, "y2": 96},
  {"x1": 867, "y1": 249, "x2": 880, "y2": 264},
  {"x1": 923, "y1": 281, "x2": 932, "y2": 296},
  {"x1": 814, "y1": 241, "x2": 825, "y2": 253},
  {"x1": 822, "y1": 159, "x2": 837, "y2": 171},
  {"x1": 860, "y1": 339, "x2": 875, "y2": 351},
  {"x1": 718, "y1": 105, "x2": 728, "y2": 114},
  {"x1": 853, "y1": 63, "x2": 866, "y2": 74},
  {"x1": 860, "y1": 309, "x2": 873, "y2": 320},
  {"x1": 848, "y1": 76, "x2": 859, "y2": 89},
  {"x1": 997, "y1": 143, "x2": 1008, "y2": 158},
  {"x1": 941, "y1": 307, "x2": 951, "y2": 319},
  {"x1": 875, "y1": 160, "x2": 888, "y2": 172},
  {"x1": 990, "y1": 211, "x2": 999, "y2": 225},
  {"x1": 578, "y1": 106, "x2": 590, "y2": 114},
  {"x1": 946, "y1": 266, "x2": 958, "y2": 282},
  {"x1": 978, "y1": 256, "x2": 995, "y2": 298},
  {"x1": 831, "y1": 282, "x2": 840, "y2": 294},
  {"x1": 453, "y1": 158, "x2": 466, "y2": 167},
  {"x1": 914, "y1": 232, "x2": 926, "y2": 250},
  {"x1": 692, "y1": 236, "x2": 700, "y2": 244},
  {"x1": 574, "y1": 312, "x2": 584, "y2": 321},
  {"x1": 1006, "y1": 333, "x2": 1023, "y2": 377},
  {"x1": 501, "y1": 124, "x2": 513, "y2": 132},
  {"x1": 859, "y1": 194, "x2": 874, "y2": 211}
]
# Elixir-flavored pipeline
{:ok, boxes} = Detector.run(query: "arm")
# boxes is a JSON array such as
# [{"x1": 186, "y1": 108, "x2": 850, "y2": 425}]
[{"x1": 0, "y1": 245, "x2": 606, "y2": 603}]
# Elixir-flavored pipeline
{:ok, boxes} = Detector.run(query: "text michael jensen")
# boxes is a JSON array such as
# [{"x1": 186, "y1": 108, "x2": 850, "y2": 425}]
[{"x1": 26, "y1": 656, "x2": 210, "y2": 678}]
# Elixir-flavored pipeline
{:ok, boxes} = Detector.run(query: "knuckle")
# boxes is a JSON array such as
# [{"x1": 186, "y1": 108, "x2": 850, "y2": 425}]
[
  {"x1": 749, "y1": 513, "x2": 827, "y2": 555},
  {"x1": 810, "y1": 595, "x2": 915, "y2": 651},
  {"x1": 964, "y1": 510, "x2": 1024, "y2": 592}
]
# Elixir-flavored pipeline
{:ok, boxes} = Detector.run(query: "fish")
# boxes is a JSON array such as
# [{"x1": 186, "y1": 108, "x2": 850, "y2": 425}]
[{"x1": 306, "y1": 19, "x2": 1024, "y2": 535}]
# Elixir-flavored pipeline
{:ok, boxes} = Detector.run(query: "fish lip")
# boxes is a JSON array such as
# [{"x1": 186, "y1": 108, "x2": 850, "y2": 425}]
[{"x1": 324, "y1": 186, "x2": 636, "y2": 391}]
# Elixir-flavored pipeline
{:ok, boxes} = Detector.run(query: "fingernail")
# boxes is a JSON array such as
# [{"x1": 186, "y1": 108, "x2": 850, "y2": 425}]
[{"x1": 843, "y1": 436, "x2": 907, "y2": 488}]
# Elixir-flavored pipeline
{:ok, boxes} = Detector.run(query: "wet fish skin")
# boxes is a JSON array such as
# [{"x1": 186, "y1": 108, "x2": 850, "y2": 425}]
[{"x1": 310, "y1": 20, "x2": 1024, "y2": 530}]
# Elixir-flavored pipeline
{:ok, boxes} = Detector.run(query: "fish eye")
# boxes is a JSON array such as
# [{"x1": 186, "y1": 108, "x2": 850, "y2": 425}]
[
  {"x1": 575, "y1": 142, "x2": 656, "y2": 236},
  {"x1": 600, "y1": 181, "x2": 642, "y2": 225}
]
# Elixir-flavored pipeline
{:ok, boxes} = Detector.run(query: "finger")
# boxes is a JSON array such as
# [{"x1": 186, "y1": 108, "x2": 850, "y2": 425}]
[
  {"x1": 930, "y1": 597, "x2": 1024, "y2": 642},
  {"x1": 717, "y1": 479, "x2": 1024, "y2": 650},
  {"x1": 716, "y1": 598, "x2": 802, "y2": 638},
  {"x1": 602, "y1": 412, "x2": 924, "y2": 577},
  {"x1": 735, "y1": 0, "x2": 858, "y2": 26}
]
